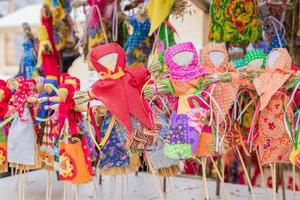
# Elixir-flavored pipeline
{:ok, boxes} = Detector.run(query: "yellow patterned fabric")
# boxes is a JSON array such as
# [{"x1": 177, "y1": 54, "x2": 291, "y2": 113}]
[{"x1": 209, "y1": 0, "x2": 260, "y2": 42}]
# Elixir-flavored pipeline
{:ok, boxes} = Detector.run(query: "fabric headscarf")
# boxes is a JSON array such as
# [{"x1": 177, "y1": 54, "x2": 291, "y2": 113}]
[
  {"x1": 147, "y1": 0, "x2": 175, "y2": 35},
  {"x1": 254, "y1": 48, "x2": 293, "y2": 110},
  {"x1": 35, "y1": 78, "x2": 58, "y2": 124},
  {"x1": 0, "y1": 86, "x2": 11, "y2": 118},
  {"x1": 13, "y1": 77, "x2": 31, "y2": 119},
  {"x1": 165, "y1": 42, "x2": 206, "y2": 82},
  {"x1": 58, "y1": 83, "x2": 79, "y2": 135},
  {"x1": 90, "y1": 43, "x2": 155, "y2": 136}
]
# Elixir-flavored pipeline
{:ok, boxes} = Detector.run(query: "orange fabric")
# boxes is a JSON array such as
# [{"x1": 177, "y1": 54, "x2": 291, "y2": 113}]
[
  {"x1": 59, "y1": 141, "x2": 92, "y2": 184},
  {"x1": 254, "y1": 48, "x2": 293, "y2": 110},
  {"x1": 197, "y1": 130, "x2": 215, "y2": 157},
  {"x1": 0, "y1": 142, "x2": 7, "y2": 173},
  {"x1": 201, "y1": 43, "x2": 239, "y2": 120},
  {"x1": 258, "y1": 93, "x2": 293, "y2": 165},
  {"x1": 171, "y1": 79, "x2": 201, "y2": 97}
]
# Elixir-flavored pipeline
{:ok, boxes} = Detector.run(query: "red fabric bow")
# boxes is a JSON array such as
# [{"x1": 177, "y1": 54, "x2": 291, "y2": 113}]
[{"x1": 90, "y1": 43, "x2": 155, "y2": 136}]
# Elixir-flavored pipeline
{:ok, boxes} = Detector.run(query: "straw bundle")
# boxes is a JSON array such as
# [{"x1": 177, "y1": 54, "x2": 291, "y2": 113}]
[
  {"x1": 100, "y1": 153, "x2": 141, "y2": 176},
  {"x1": 171, "y1": 0, "x2": 192, "y2": 19}
]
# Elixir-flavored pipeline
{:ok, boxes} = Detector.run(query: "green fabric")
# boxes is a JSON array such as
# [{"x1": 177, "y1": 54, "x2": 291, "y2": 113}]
[
  {"x1": 244, "y1": 49, "x2": 266, "y2": 69},
  {"x1": 209, "y1": 0, "x2": 261, "y2": 42},
  {"x1": 163, "y1": 143, "x2": 192, "y2": 159},
  {"x1": 0, "y1": 135, "x2": 6, "y2": 143},
  {"x1": 232, "y1": 58, "x2": 246, "y2": 69},
  {"x1": 161, "y1": 79, "x2": 175, "y2": 95}
]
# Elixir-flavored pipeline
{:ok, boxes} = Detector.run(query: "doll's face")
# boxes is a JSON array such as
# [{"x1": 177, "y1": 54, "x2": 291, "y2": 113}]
[
  {"x1": 0, "y1": 89, "x2": 4, "y2": 102},
  {"x1": 36, "y1": 81, "x2": 44, "y2": 93},
  {"x1": 58, "y1": 88, "x2": 68, "y2": 102},
  {"x1": 44, "y1": 84, "x2": 53, "y2": 95},
  {"x1": 7, "y1": 79, "x2": 18, "y2": 91},
  {"x1": 172, "y1": 51, "x2": 194, "y2": 66}
]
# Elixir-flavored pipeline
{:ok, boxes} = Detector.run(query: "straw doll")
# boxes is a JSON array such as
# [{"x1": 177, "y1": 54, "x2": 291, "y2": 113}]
[
  {"x1": 7, "y1": 77, "x2": 41, "y2": 171},
  {"x1": 48, "y1": 83, "x2": 92, "y2": 184},
  {"x1": 200, "y1": 43, "x2": 240, "y2": 154},
  {"x1": 254, "y1": 48, "x2": 294, "y2": 166},
  {"x1": 0, "y1": 83, "x2": 12, "y2": 173},
  {"x1": 77, "y1": 43, "x2": 155, "y2": 175},
  {"x1": 154, "y1": 42, "x2": 208, "y2": 160},
  {"x1": 36, "y1": 76, "x2": 59, "y2": 171},
  {"x1": 37, "y1": 5, "x2": 60, "y2": 80}
]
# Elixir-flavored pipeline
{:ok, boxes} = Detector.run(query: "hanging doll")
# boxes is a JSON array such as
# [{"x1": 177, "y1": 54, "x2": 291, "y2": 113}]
[
  {"x1": 36, "y1": 77, "x2": 59, "y2": 170},
  {"x1": 37, "y1": 5, "x2": 60, "y2": 80},
  {"x1": 123, "y1": 4, "x2": 152, "y2": 66},
  {"x1": 253, "y1": 48, "x2": 293, "y2": 165},
  {"x1": 200, "y1": 43, "x2": 240, "y2": 154},
  {"x1": 17, "y1": 23, "x2": 38, "y2": 79},
  {"x1": 7, "y1": 77, "x2": 41, "y2": 171},
  {"x1": 82, "y1": 43, "x2": 155, "y2": 175},
  {"x1": 0, "y1": 84, "x2": 12, "y2": 173}
]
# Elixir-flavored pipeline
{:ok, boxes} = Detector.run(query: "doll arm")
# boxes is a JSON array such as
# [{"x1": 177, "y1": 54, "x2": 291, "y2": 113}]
[
  {"x1": 38, "y1": 96, "x2": 61, "y2": 103},
  {"x1": 143, "y1": 79, "x2": 174, "y2": 99},
  {"x1": 27, "y1": 96, "x2": 38, "y2": 103},
  {"x1": 45, "y1": 104, "x2": 59, "y2": 111}
]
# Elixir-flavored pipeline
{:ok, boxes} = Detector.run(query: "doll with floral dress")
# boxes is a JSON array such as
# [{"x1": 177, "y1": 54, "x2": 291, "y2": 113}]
[{"x1": 253, "y1": 48, "x2": 294, "y2": 166}]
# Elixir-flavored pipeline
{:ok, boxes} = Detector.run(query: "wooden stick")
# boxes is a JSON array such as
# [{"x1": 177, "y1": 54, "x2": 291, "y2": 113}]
[
  {"x1": 112, "y1": 176, "x2": 116, "y2": 200},
  {"x1": 293, "y1": 164, "x2": 296, "y2": 200},
  {"x1": 22, "y1": 171, "x2": 25, "y2": 200},
  {"x1": 216, "y1": 155, "x2": 221, "y2": 197},
  {"x1": 255, "y1": 150, "x2": 269, "y2": 200},
  {"x1": 202, "y1": 158, "x2": 209, "y2": 200},
  {"x1": 209, "y1": 157, "x2": 230, "y2": 199},
  {"x1": 270, "y1": 163, "x2": 277, "y2": 200},
  {"x1": 18, "y1": 170, "x2": 22, "y2": 200},
  {"x1": 236, "y1": 148, "x2": 256, "y2": 200},
  {"x1": 46, "y1": 172, "x2": 49, "y2": 200},
  {"x1": 63, "y1": 182, "x2": 67, "y2": 200},
  {"x1": 280, "y1": 164, "x2": 286, "y2": 200},
  {"x1": 167, "y1": 177, "x2": 175, "y2": 200},
  {"x1": 146, "y1": 153, "x2": 166, "y2": 200},
  {"x1": 221, "y1": 157, "x2": 225, "y2": 200}
]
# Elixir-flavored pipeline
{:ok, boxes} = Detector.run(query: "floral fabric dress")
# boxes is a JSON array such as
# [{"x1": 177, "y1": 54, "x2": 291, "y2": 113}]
[{"x1": 209, "y1": 0, "x2": 260, "y2": 42}]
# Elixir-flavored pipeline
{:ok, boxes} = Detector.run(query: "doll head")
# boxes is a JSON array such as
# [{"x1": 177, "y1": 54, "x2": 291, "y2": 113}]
[
  {"x1": 90, "y1": 43, "x2": 126, "y2": 79},
  {"x1": 164, "y1": 42, "x2": 206, "y2": 81},
  {"x1": 43, "y1": 76, "x2": 58, "y2": 95},
  {"x1": 201, "y1": 43, "x2": 230, "y2": 72},
  {"x1": 58, "y1": 84, "x2": 75, "y2": 103}
]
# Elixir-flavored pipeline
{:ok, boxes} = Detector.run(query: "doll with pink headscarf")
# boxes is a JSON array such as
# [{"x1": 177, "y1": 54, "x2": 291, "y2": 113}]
[{"x1": 156, "y1": 42, "x2": 214, "y2": 160}]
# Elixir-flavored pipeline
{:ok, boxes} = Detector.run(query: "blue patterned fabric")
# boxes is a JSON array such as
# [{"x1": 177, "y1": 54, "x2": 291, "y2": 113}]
[
  {"x1": 17, "y1": 39, "x2": 37, "y2": 78},
  {"x1": 35, "y1": 79, "x2": 58, "y2": 124},
  {"x1": 99, "y1": 113, "x2": 129, "y2": 169},
  {"x1": 124, "y1": 16, "x2": 151, "y2": 52},
  {"x1": 266, "y1": 31, "x2": 286, "y2": 53}
]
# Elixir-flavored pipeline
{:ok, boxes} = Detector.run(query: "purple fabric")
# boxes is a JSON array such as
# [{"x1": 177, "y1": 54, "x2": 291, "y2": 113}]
[
  {"x1": 165, "y1": 42, "x2": 206, "y2": 82},
  {"x1": 169, "y1": 113, "x2": 199, "y2": 152}
]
